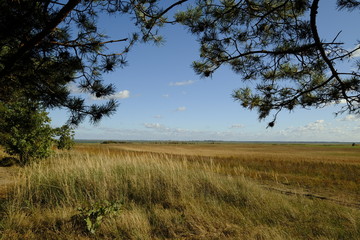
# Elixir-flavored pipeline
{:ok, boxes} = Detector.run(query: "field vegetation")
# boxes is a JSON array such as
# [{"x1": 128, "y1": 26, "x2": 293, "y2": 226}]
[{"x1": 1, "y1": 143, "x2": 360, "y2": 239}]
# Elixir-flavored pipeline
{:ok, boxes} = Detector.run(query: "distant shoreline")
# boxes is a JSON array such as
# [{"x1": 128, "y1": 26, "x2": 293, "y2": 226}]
[{"x1": 75, "y1": 139, "x2": 357, "y2": 145}]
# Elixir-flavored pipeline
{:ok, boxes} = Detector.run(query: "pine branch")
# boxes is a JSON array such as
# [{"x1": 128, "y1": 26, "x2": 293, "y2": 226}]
[
  {"x1": 310, "y1": 0, "x2": 350, "y2": 106},
  {"x1": 49, "y1": 38, "x2": 128, "y2": 47},
  {"x1": 0, "y1": 0, "x2": 81, "y2": 79}
]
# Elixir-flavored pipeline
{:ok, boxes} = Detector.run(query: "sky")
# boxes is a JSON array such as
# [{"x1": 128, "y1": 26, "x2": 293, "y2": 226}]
[{"x1": 49, "y1": 1, "x2": 360, "y2": 142}]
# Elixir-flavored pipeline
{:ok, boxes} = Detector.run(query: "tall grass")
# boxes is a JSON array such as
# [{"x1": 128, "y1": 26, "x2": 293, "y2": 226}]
[
  {"x1": 94, "y1": 143, "x2": 360, "y2": 204},
  {"x1": 1, "y1": 148, "x2": 360, "y2": 239}
]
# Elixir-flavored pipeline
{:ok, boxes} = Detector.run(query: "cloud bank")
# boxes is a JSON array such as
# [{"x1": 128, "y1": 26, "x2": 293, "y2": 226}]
[{"x1": 75, "y1": 119, "x2": 360, "y2": 142}]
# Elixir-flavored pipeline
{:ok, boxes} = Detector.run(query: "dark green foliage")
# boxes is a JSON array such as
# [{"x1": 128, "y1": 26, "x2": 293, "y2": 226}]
[
  {"x1": 176, "y1": 0, "x2": 360, "y2": 126},
  {"x1": 0, "y1": 1, "x2": 189, "y2": 164},
  {"x1": 0, "y1": 157, "x2": 18, "y2": 167},
  {"x1": 0, "y1": 101, "x2": 54, "y2": 165},
  {"x1": 54, "y1": 125, "x2": 75, "y2": 150},
  {"x1": 0, "y1": 1, "x2": 116, "y2": 124},
  {"x1": 0, "y1": 0, "x2": 183, "y2": 125},
  {"x1": 3, "y1": 0, "x2": 358, "y2": 130},
  {"x1": 0, "y1": 100, "x2": 76, "y2": 165}
]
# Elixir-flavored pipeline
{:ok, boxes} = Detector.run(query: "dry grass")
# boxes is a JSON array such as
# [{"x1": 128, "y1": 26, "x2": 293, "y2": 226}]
[
  {"x1": 1, "y1": 143, "x2": 360, "y2": 239},
  {"x1": 76, "y1": 143, "x2": 360, "y2": 203}
]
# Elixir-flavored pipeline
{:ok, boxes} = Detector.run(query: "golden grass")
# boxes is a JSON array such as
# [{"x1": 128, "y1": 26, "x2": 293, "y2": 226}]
[
  {"x1": 76, "y1": 143, "x2": 360, "y2": 203},
  {"x1": 1, "y1": 143, "x2": 360, "y2": 239}
]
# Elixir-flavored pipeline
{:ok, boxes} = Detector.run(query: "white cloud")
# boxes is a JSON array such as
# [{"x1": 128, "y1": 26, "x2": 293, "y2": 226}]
[
  {"x1": 230, "y1": 124, "x2": 245, "y2": 129},
  {"x1": 162, "y1": 94, "x2": 170, "y2": 98},
  {"x1": 169, "y1": 80, "x2": 195, "y2": 86},
  {"x1": 144, "y1": 123, "x2": 164, "y2": 129},
  {"x1": 338, "y1": 99, "x2": 347, "y2": 104},
  {"x1": 265, "y1": 119, "x2": 353, "y2": 141},
  {"x1": 153, "y1": 115, "x2": 163, "y2": 119},
  {"x1": 92, "y1": 90, "x2": 130, "y2": 100},
  {"x1": 271, "y1": 120, "x2": 327, "y2": 138},
  {"x1": 68, "y1": 83, "x2": 131, "y2": 101},
  {"x1": 75, "y1": 118, "x2": 360, "y2": 142},
  {"x1": 340, "y1": 114, "x2": 360, "y2": 121},
  {"x1": 67, "y1": 83, "x2": 83, "y2": 94},
  {"x1": 176, "y1": 106, "x2": 186, "y2": 111},
  {"x1": 326, "y1": 99, "x2": 348, "y2": 106},
  {"x1": 139, "y1": 123, "x2": 247, "y2": 140},
  {"x1": 110, "y1": 90, "x2": 130, "y2": 99},
  {"x1": 300, "y1": 120, "x2": 326, "y2": 132},
  {"x1": 350, "y1": 44, "x2": 360, "y2": 58}
]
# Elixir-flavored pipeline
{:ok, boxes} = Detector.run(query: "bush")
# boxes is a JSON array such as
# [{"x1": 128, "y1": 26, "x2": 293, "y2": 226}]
[
  {"x1": 0, "y1": 101, "x2": 74, "y2": 165},
  {"x1": 0, "y1": 101, "x2": 54, "y2": 165},
  {"x1": 54, "y1": 125, "x2": 75, "y2": 150}
]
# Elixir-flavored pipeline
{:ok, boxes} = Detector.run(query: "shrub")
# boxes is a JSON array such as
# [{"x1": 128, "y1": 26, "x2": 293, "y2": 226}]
[
  {"x1": 54, "y1": 125, "x2": 75, "y2": 150},
  {"x1": 0, "y1": 101, "x2": 74, "y2": 165},
  {"x1": 0, "y1": 101, "x2": 54, "y2": 165}
]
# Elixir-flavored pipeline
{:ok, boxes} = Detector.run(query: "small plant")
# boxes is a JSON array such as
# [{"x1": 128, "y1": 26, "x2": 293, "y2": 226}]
[{"x1": 71, "y1": 200, "x2": 122, "y2": 234}]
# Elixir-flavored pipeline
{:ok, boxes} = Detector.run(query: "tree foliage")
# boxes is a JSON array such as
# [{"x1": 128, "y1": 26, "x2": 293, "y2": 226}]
[
  {"x1": 2, "y1": 0, "x2": 359, "y2": 129},
  {"x1": 176, "y1": 0, "x2": 360, "y2": 126},
  {"x1": 0, "y1": 100, "x2": 76, "y2": 165},
  {"x1": 0, "y1": 0, "x2": 188, "y2": 162},
  {"x1": 0, "y1": 101, "x2": 55, "y2": 165},
  {"x1": 0, "y1": 0, "x2": 186, "y2": 125},
  {"x1": 54, "y1": 125, "x2": 75, "y2": 150}
]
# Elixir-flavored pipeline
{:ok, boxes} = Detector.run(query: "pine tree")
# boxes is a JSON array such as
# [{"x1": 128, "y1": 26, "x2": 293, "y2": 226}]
[
  {"x1": 176, "y1": 0, "x2": 360, "y2": 126},
  {"x1": 0, "y1": 0, "x2": 186, "y2": 124}
]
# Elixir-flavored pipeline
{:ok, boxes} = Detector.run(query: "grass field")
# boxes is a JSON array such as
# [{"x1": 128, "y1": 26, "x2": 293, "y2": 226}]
[{"x1": 1, "y1": 142, "x2": 360, "y2": 239}]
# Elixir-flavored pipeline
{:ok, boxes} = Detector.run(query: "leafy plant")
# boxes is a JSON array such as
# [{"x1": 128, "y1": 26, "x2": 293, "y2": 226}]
[
  {"x1": 54, "y1": 125, "x2": 75, "y2": 150},
  {"x1": 0, "y1": 101, "x2": 54, "y2": 165},
  {"x1": 71, "y1": 201, "x2": 122, "y2": 235},
  {"x1": 0, "y1": 101, "x2": 76, "y2": 165}
]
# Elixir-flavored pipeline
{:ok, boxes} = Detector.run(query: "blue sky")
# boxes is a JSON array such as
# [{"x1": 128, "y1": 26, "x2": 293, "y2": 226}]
[{"x1": 49, "y1": 1, "x2": 360, "y2": 142}]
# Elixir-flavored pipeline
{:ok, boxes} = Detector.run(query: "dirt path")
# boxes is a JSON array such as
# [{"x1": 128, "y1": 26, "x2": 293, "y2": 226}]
[
  {"x1": 0, "y1": 167, "x2": 18, "y2": 199},
  {"x1": 263, "y1": 185, "x2": 360, "y2": 209}
]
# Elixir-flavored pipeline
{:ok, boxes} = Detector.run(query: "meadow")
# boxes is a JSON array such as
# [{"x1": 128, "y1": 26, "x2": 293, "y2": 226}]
[{"x1": 1, "y1": 142, "x2": 359, "y2": 239}]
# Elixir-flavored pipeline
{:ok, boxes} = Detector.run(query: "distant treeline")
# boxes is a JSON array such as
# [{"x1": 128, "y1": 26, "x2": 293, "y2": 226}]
[
  {"x1": 100, "y1": 140, "x2": 219, "y2": 145},
  {"x1": 144, "y1": 141, "x2": 198, "y2": 145},
  {"x1": 101, "y1": 141, "x2": 130, "y2": 144},
  {"x1": 76, "y1": 140, "x2": 358, "y2": 146}
]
